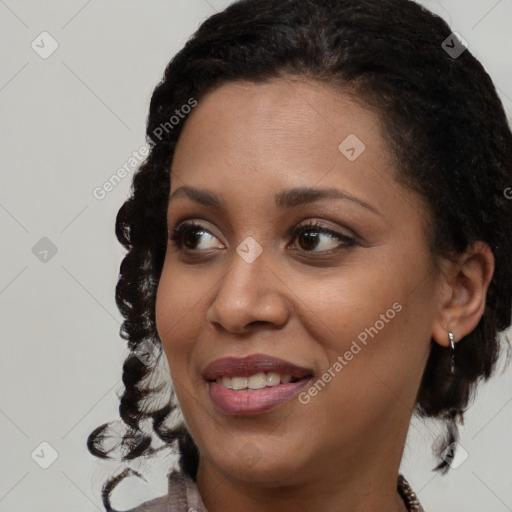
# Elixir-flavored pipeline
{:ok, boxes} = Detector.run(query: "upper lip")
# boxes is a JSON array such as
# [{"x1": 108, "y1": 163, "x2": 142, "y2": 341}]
[{"x1": 203, "y1": 353, "x2": 313, "y2": 380}]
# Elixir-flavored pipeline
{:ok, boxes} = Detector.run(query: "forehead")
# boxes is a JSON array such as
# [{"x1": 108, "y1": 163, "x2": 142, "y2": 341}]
[
  {"x1": 170, "y1": 78, "x2": 395, "y2": 192},
  {"x1": 175, "y1": 79, "x2": 387, "y2": 161}
]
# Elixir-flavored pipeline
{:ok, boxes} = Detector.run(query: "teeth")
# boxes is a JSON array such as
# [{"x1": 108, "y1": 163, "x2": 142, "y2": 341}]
[
  {"x1": 231, "y1": 377, "x2": 248, "y2": 390},
  {"x1": 248, "y1": 373, "x2": 267, "y2": 390},
  {"x1": 221, "y1": 376, "x2": 232, "y2": 389},
  {"x1": 266, "y1": 372, "x2": 280, "y2": 387},
  {"x1": 216, "y1": 372, "x2": 296, "y2": 390}
]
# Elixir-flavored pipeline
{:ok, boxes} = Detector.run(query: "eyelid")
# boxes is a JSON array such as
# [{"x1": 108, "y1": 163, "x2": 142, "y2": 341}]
[
  {"x1": 289, "y1": 219, "x2": 356, "y2": 241},
  {"x1": 287, "y1": 220, "x2": 356, "y2": 253},
  {"x1": 170, "y1": 217, "x2": 223, "y2": 237},
  {"x1": 169, "y1": 218, "x2": 357, "y2": 255}
]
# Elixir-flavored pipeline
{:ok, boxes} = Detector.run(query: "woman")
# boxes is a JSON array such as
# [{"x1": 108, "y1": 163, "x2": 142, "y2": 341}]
[{"x1": 88, "y1": 0, "x2": 512, "y2": 510}]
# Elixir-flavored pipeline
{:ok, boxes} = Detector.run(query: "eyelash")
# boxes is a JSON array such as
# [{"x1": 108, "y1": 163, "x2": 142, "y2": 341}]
[{"x1": 169, "y1": 219, "x2": 356, "y2": 256}]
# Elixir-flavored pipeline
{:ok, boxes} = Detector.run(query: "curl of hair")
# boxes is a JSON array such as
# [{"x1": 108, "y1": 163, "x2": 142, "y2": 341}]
[{"x1": 88, "y1": 0, "x2": 512, "y2": 498}]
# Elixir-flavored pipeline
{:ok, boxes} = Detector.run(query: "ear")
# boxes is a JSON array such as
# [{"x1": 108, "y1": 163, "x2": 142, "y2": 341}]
[{"x1": 431, "y1": 241, "x2": 495, "y2": 347}]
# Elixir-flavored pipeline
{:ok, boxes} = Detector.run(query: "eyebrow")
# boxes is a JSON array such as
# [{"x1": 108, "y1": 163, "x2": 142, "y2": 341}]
[{"x1": 169, "y1": 185, "x2": 381, "y2": 216}]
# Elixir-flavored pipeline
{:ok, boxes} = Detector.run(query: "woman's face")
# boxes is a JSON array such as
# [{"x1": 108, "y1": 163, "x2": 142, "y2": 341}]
[{"x1": 155, "y1": 78, "x2": 442, "y2": 485}]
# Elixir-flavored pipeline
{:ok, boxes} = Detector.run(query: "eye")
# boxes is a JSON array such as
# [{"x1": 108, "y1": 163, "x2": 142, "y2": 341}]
[
  {"x1": 169, "y1": 219, "x2": 356, "y2": 255},
  {"x1": 169, "y1": 221, "x2": 224, "y2": 251},
  {"x1": 289, "y1": 220, "x2": 355, "y2": 253}
]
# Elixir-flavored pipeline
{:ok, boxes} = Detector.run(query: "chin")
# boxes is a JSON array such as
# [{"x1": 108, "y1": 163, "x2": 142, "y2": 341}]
[{"x1": 202, "y1": 439, "x2": 310, "y2": 487}]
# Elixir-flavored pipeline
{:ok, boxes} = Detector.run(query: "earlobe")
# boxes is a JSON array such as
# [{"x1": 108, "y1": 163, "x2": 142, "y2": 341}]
[{"x1": 431, "y1": 241, "x2": 495, "y2": 348}]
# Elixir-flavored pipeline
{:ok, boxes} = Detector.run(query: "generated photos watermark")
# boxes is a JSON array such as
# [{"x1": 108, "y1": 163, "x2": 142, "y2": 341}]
[
  {"x1": 93, "y1": 98, "x2": 197, "y2": 200},
  {"x1": 298, "y1": 301, "x2": 403, "y2": 404},
  {"x1": 440, "y1": 441, "x2": 469, "y2": 469}
]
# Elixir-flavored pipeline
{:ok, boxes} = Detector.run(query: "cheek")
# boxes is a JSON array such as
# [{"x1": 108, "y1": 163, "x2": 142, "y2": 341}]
[
  {"x1": 155, "y1": 271, "x2": 205, "y2": 425},
  {"x1": 290, "y1": 290, "x2": 432, "y2": 455},
  {"x1": 290, "y1": 251, "x2": 435, "y2": 396},
  {"x1": 156, "y1": 259, "x2": 207, "y2": 338},
  {"x1": 286, "y1": 261, "x2": 403, "y2": 352},
  {"x1": 155, "y1": 262, "x2": 208, "y2": 378}
]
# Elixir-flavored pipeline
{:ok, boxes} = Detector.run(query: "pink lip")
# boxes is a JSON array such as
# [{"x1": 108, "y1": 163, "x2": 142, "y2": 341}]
[
  {"x1": 208, "y1": 380, "x2": 311, "y2": 415},
  {"x1": 203, "y1": 354, "x2": 313, "y2": 416},
  {"x1": 202, "y1": 354, "x2": 312, "y2": 380}
]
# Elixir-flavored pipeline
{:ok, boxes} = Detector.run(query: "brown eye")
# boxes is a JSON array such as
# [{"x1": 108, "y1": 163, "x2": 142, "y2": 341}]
[
  {"x1": 298, "y1": 231, "x2": 321, "y2": 250},
  {"x1": 290, "y1": 221, "x2": 355, "y2": 253},
  {"x1": 183, "y1": 228, "x2": 206, "y2": 249},
  {"x1": 169, "y1": 221, "x2": 224, "y2": 251}
]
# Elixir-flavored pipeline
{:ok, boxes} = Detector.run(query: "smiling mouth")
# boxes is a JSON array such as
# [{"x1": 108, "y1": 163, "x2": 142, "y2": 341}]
[
  {"x1": 203, "y1": 354, "x2": 313, "y2": 415},
  {"x1": 213, "y1": 372, "x2": 306, "y2": 391}
]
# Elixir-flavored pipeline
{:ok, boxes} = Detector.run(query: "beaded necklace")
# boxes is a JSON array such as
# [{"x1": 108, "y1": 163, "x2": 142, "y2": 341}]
[{"x1": 398, "y1": 474, "x2": 425, "y2": 511}]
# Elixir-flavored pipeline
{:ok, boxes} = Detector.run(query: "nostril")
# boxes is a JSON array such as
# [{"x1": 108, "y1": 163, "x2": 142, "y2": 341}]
[{"x1": 247, "y1": 320, "x2": 273, "y2": 329}]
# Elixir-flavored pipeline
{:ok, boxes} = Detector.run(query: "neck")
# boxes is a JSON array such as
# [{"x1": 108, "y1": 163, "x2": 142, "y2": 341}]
[{"x1": 195, "y1": 430, "x2": 410, "y2": 512}]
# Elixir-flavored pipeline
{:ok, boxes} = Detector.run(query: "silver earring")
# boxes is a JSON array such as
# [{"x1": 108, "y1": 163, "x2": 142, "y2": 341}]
[{"x1": 448, "y1": 331, "x2": 455, "y2": 375}]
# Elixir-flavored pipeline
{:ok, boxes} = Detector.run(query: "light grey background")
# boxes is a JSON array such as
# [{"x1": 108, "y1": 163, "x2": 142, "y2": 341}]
[{"x1": 0, "y1": 1, "x2": 511, "y2": 511}]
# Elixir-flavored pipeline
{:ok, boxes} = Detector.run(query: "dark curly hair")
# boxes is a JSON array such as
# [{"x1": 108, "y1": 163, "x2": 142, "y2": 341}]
[{"x1": 88, "y1": 0, "x2": 512, "y2": 508}]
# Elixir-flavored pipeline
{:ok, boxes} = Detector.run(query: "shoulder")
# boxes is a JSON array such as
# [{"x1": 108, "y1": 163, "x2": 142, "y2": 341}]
[
  {"x1": 124, "y1": 494, "x2": 173, "y2": 512},
  {"x1": 123, "y1": 470, "x2": 206, "y2": 512}
]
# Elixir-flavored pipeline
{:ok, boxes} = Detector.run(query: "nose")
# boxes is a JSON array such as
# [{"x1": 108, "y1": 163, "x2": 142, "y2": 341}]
[{"x1": 206, "y1": 247, "x2": 291, "y2": 334}]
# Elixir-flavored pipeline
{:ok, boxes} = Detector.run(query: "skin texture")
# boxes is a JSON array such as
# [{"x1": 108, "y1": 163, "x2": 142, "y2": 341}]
[{"x1": 155, "y1": 77, "x2": 494, "y2": 512}]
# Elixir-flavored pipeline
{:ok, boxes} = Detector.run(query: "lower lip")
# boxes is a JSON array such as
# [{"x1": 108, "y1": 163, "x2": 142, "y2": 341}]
[{"x1": 208, "y1": 379, "x2": 310, "y2": 415}]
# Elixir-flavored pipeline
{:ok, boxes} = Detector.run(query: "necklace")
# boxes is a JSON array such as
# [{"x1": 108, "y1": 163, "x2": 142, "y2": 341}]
[{"x1": 398, "y1": 474, "x2": 425, "y2": 512}]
